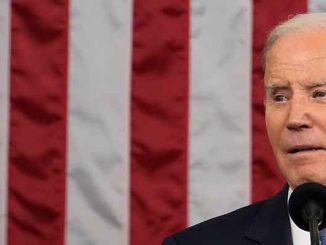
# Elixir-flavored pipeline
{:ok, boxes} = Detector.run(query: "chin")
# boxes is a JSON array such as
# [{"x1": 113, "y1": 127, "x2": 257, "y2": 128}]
[
  {"x1": 287, "y1": 171, "x2": 326, "y2": 189},
  {"x1": 279, "y1": 157, "x2": 326, "y2": 188}
]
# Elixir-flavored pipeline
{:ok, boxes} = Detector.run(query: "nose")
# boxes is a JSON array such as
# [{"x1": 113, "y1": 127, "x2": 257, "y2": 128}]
[{"x1": 286, "y1": 98, "x2": 313, "y2": 131}]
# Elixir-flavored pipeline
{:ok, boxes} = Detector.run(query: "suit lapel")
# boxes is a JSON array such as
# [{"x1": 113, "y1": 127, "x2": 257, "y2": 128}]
[{"x1": 243, "y1": 185, "x2": 293, "y2": 245}]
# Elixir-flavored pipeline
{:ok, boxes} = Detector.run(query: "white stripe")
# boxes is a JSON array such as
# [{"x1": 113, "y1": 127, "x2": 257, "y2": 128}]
[
  {"x1": 0, "y1": 0, "x2": 10, "y2": 244},
  {"x1": 66, "y1": 0, "x2": 132, "y2": 244},
  {"x1": 189, "y1": 0, "x2": 252, "y2": 225},
  {"x1": 308, "y1": 0, "x2": 326, "y2": 12}
]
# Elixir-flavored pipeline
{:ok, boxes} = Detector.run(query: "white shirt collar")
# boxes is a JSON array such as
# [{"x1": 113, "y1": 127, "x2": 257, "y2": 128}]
[{"x1": 288, "y1": 188, "x2": 310, "y2": 245}]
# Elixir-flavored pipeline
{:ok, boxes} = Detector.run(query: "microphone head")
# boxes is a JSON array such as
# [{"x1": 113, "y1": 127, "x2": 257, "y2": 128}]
[{"x1": 288, "y1": 182, "x2": 326, "y2": 231}]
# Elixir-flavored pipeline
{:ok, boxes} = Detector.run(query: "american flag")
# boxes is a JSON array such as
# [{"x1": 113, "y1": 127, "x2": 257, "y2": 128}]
[{"x1": 0, "y1": 0, "x2": 324, "y2": 244}]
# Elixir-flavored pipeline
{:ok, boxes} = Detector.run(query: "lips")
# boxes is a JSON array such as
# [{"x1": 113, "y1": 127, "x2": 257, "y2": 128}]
[{"x1": 287, "y1": 145, "x2": 325, "y2": 154}]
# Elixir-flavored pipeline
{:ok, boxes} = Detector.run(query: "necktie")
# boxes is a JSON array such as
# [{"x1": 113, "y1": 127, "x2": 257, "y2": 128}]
[{"x1": 320, "y1": 228, "x2": 326, "y2": 245}]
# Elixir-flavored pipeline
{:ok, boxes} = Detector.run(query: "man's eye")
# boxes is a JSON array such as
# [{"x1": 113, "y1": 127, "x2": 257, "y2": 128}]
[
  {"x1": 313, "y1": 91, "x2": 326, "y2": 98},
  {"x1": 273, "y1": 94, "x2": 287, "y2": 102}
]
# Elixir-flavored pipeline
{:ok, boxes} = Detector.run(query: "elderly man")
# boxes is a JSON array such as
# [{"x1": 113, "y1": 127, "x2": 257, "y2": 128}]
[{"x1": 162, "y1": 13, "x2": 326, "y2": 245}]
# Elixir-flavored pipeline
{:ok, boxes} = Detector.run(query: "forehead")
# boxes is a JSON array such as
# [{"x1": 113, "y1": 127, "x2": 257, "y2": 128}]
[
  {"x1": 265, "y1": 30, "x2": 326, "y2": 85},
  {"x1": 267, "y1": 30, "x2": 326, "y2": 62}
]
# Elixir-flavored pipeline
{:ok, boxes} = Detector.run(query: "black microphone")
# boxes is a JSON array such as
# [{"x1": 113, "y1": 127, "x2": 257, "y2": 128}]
[{"x1": 288, "y1": 182, "x2": 326, "y2": 245}]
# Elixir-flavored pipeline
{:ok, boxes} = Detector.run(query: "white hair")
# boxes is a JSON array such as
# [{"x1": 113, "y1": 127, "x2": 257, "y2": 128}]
[{"x1": 263, "y1": 13, "x2": 326, "y2": 69}]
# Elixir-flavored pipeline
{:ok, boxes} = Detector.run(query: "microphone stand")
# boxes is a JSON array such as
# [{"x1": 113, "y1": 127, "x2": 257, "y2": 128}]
[
  {"x1": 309, "y1": 216, "x2": 319, "y2": 245},
  {"x1": 306, "y1": 200, "x2": 322, "y2": 245}
]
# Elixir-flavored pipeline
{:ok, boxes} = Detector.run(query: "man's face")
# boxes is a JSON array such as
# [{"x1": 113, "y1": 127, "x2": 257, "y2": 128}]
[{"x1": 265, "y1": 30, "x2": 326, "y2": 189}]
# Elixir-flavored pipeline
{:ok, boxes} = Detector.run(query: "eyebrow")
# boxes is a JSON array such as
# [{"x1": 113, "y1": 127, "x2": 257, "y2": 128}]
[
  {"x1": 264, "y1": 79, "x2": 326, "y2": 91},
  {"x1": 264, "y1": 83, "x2": 289, "y2": 92},
  {"x1": 306, "y1": 80, "x2": 326, "y2": 89}
]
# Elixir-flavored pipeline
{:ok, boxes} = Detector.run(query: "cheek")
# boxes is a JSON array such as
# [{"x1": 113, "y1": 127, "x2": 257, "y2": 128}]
[
  {"x1": 312, "y1": 108, "x2": 326, "y2": 130},
  {"x1": 265, "y1": 107, "x2": 287, "y2": 147}
]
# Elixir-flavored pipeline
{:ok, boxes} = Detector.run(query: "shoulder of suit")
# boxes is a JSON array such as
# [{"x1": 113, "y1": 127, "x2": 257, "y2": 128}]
[{"x1": 164, "y1": 199, "x2": 267, "y2": 245}]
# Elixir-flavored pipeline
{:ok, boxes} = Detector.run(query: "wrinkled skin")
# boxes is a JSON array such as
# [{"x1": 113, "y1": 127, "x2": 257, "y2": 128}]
[{"x1": 265, "y1": 30, "x2": 326, "y2": 189}]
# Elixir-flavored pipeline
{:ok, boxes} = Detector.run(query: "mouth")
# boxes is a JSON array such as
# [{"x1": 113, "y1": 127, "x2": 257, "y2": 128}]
[{"x1": 287, "y1": 145, "x2": 325, "y2": 154}]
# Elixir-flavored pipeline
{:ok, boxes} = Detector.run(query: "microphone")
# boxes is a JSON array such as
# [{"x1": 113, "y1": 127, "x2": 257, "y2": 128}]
[{"x1": 288, "y1": 182, "x2": 326, "y2": 245}]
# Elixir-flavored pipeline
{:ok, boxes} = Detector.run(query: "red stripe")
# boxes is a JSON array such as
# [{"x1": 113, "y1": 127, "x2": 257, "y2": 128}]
[
  {"x1": 8, "y1": 0, "x2": 69, "y2": 244},
  {"x1": 251, "y1": 0, "x2": 307, "y2": 202},
  {"x1": 130, "y1": 0, "x2": 189, "y2": 244}
]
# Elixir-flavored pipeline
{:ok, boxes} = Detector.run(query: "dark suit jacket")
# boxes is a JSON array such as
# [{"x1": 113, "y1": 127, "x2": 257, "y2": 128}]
[{"x1": 162, "y1": 185, "x2": 293, "y2": 245}]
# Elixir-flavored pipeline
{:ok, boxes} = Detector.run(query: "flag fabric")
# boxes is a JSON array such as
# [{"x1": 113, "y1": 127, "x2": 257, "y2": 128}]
[{"x1": 0, "y1": 0, "x2": 325, "y2": 244}]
